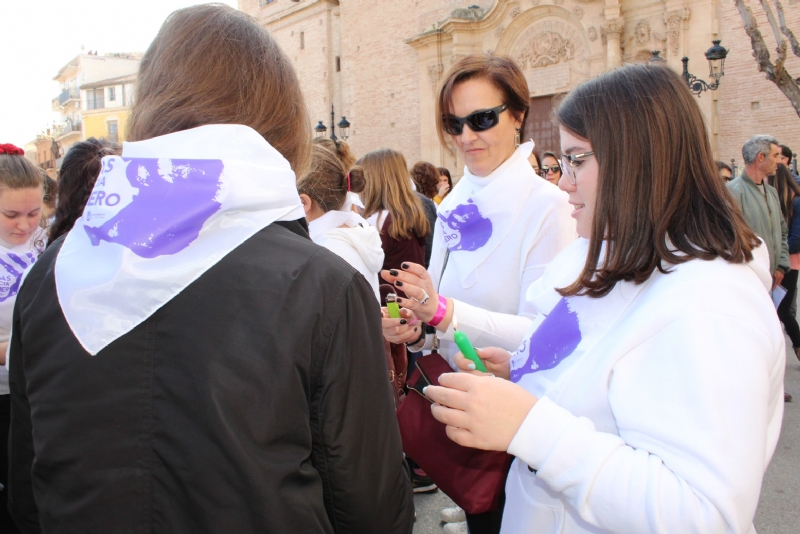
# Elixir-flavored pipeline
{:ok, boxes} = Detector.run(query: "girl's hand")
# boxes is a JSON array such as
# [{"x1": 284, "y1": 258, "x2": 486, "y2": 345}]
[
  {"x1": 438, "y1": 182, "x2": 450, "y2": 197},
  {"x1": 452, "y1": 347, "x2": 512, "y2": 380},
  {"x1": 425, "y1": 373, "x2": 538, "y2": 451},
  {"x1": 381, "y1": 262, "x2": 441, "y2": 323},
  {"x1": 381, "y1": 307, "x2": 423, "y2": 344}
]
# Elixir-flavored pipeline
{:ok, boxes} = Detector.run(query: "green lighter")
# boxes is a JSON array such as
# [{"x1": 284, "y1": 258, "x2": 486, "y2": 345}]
[
  {"x1": 386, "y1": 292, "x2": 402, "y2": 319},
  {"x1": 453, "y1": 316, "x2": 488, "y2": 373}
]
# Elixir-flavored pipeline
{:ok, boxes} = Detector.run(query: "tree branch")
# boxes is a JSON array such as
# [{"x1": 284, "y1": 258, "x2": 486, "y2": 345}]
[
  {"x1": 774, "y1": 0, "x2": 800, "y2": 58},
  {"x1": 736, "y1": 0, "x2": 775, "y2": 76},
  {"x1": 761, "y1": 0, "x2": 785, "y2": 44}
]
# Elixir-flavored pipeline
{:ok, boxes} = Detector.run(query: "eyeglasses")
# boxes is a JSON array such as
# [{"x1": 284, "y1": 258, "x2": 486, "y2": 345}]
[
  {"x1": 540, "y1": 165, "x2": 562, "y2": 175},
  {"x1": 443, "y1": 104, "x2": 508, "y2": 136},
  {"x1": 561, "y1": 151, "x2": 595, "y2": 184}
]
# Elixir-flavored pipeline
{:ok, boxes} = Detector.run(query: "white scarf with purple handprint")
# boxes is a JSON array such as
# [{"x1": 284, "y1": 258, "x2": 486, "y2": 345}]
[
  {"x1": 55, "y1": 124, "x2": 305, "y2": 356},
  {"x1": 0, "y1": 232, "x2": 44, "y2": 335},
  {"x1": 436, "y1": 141, "x2": 536, "y2": 287}
]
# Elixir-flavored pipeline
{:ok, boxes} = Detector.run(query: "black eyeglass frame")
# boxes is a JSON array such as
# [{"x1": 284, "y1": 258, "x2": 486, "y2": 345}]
[
  {"x1": 442, "y1": 104, "x2": 509, "y2": 136},
  {"x1": 561, "y1": 151, "x2": 595, "y2": 184}
]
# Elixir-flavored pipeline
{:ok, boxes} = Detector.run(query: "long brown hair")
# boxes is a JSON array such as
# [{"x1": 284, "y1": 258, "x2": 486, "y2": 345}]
[
  {"x1": 774, "y1": 164, "x2": 800, "y2": 225},
  {"x1": 436, "y1": 53, "x2": 530, "y2": 152},
  {"x1": 128, "y1": 4, "x2": 311, "y2": 175},
  {"x1": 555, "y1": 62, "x2": 759, "y2": 298},
  {"x1": 312, "y1": 137, "x2": 357, "y2": 170},
  {"x1": 354, "y1": 148, "x2": 430, "y2": 240},
  {"x1": 410, "y1": 161, "x2": 439, "y2": 199},
  {"x1": 297, "y1": 144, "x2": 365, "y2": 212}
]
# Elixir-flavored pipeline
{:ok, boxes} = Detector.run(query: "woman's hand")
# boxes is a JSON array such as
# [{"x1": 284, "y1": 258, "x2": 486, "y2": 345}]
[
  {"x1": 437, "y1": 182, "x2": 450, "y2": 197},
  {"x1": 381, "y1": 307, "x2": 423, "y2": 344},
  {"x1": 425, "y1": 373, "x2": 538, "y2": 451},
  {"x1": 453, "y1": 347, "x2": 512, "y2": 380},
  {"x1": 381, "y1": 262, "x2": 442, "y2": 323}
]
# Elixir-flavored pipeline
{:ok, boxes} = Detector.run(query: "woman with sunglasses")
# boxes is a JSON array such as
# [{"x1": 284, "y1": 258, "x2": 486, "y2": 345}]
[
  {"x1": 539, "y1": 151, "x2": 562, "y2": 185},
  {"x1": 424, "y1": 62, "x2": 784, "y2": 534},
  {"x1": 381, "y1": 54, "x2": 575, "y2": 534}
]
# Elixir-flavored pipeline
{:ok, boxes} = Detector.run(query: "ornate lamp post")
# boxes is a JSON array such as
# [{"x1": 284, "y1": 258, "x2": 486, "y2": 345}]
[
  {"x1": 317, "y1": 105, "x2": 351, "y2": 142},
  {"x1": 650, "y1": 41, "x2": 729, "y2": 96},
  {"x1": 682, "y1": 40, "x2": 728, "y2": 96}
]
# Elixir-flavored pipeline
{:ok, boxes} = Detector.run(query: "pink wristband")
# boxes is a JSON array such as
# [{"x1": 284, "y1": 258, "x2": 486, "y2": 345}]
[{"x1": 428, "y1": 295, "x2": 448, "y2": 327}]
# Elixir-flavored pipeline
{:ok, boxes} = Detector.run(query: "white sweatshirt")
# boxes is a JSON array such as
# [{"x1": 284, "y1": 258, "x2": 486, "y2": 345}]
[
  {"x1": 428, "y1": 142, "x2": 576, "y2": 364},
  {"x1": 501, "y1": 238, "x2": 785, "y2": 534},
  {"x1": 309, "y1": 209, "x2": 384, "y2": 301}
]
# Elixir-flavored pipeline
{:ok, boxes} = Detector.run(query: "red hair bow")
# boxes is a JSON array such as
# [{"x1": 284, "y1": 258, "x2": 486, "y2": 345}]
[{"x1": 0, "y1": 144, "x2": 24, "y2": 156}]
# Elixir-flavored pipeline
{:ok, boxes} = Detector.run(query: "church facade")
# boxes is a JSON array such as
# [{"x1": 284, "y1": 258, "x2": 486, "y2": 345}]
[{"x1": 241, "y1": 0, "x2": 800, "y2": 176}]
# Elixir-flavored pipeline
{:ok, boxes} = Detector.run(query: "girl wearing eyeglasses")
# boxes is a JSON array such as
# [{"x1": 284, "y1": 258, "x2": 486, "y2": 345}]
[
  {"x1": 423, "y1": 62, "x2": 784, "y2": 534},
  {"x1": 381, "y1": 54, "x2": 575, "y2": 534},
  {"x1": 539, "y1": 151, "x2": 562, "y2": 185}
]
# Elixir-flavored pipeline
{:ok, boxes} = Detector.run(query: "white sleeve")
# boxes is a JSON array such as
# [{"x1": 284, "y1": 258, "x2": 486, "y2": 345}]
[{"x1": 507, "y1": 312, "x2": 784, "y2": 533}]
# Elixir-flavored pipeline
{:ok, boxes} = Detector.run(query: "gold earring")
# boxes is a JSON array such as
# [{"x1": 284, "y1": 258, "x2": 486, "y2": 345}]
[{"x1": 515, "y1": 128, "x2": 521, "y2": 147}]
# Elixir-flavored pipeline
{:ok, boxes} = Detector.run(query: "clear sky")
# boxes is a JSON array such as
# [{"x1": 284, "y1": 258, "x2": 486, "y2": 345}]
[{"x1": 0, "y1": 0, "x2": 239, "y2": 147}]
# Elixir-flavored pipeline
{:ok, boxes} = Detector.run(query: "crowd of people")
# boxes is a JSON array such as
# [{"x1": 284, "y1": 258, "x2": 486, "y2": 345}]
[{"x1": 0, "y1": 4, "x2": 791, "y2": 534}]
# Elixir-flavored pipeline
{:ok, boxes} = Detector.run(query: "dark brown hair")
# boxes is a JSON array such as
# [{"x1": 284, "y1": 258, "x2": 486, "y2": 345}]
[
  {"x1": 48, "y1": 138, "x2": 121, "y2": 246},
  {"x1": 555, "y1": 62, "x2": 759, "y2": 298},
  {"x1": 437, "y1": 167, "x2": 453, "y2": 199},
  {"x1": 355, "y1": 148, "x2": 430, "y2": 240},
  {"x1": 129, "y1": 4, "x2": 311, "y2": 175},
  {"x1": 774, "y1": 164, "x2": 800, "y2": 225},
  {"x1": 297, "y1": 144, "x2": 364, "y2": 212},
  {"x1": 436, "y1": 53, "x2": 529, "y2": 151},
  {"x1": 410, "y1": 161, "x2": 440, "y2": 199}
]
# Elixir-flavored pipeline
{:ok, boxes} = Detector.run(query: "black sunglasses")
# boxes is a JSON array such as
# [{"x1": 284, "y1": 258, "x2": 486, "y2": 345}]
[
  {"x1": 443, "y1": 104, "x2": 508, "y2": 136},
  {"x1": 541, "y1": 165, "x2": 562, "y2": 175}
]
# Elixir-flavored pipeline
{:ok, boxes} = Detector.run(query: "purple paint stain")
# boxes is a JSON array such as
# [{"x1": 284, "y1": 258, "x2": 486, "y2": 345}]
[
  {"x1": 438, "y1": 199, "x2": 493, "y2": 252},
  {"x1": 0, "y1": 252, "x2": 36, "y2": 303},
  {"x1": 83, "y1": 158, "x2": 224, "y2": 258},
  {"x1": 511, "y1": 297, "x2": 582, "y2": 383}
]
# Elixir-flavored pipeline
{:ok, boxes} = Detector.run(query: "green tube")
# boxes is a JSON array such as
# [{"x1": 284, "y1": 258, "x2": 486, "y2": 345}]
[{"x1": 454, "y1": 330, "x2": 488, "y2": 373}]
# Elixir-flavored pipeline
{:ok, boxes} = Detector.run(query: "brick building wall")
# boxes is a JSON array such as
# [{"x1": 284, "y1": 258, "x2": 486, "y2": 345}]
[{"x1": 719, "y1": 0, "x2": 800, "y2": 166}]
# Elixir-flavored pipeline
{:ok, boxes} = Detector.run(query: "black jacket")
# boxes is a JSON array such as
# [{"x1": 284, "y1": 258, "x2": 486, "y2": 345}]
[{"x1": 9, "y1": 221, "x2": 414, "y2": 534}]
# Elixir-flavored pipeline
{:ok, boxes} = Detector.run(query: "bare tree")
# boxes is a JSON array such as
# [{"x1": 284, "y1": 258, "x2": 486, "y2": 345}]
[{"x1": 735, "y1": 0, "x2": 800, "y2": 116}]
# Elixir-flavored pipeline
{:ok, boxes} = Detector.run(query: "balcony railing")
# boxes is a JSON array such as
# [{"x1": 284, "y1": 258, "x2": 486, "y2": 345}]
[
  {"x1": 54, "y1": 121, "x2": 82, "y2": 139},
  {"x1": 56, "y1": 88, "x2": 79, "y2": 106}
]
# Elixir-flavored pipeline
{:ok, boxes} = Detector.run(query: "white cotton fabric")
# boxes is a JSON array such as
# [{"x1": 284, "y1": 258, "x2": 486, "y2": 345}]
[
  {"x1": 309, "y1": 209, "x2": 384, "y2": 300},
  {"x1": 429, "y1": 142, "x2": 576, "y2": 365},
  {"x1": 0, "y1": 231, "x2": 44, "y2": 394},
  {"x1": 501, "y1": 238, "x2": 784, "y2": 534},
  {"x1": 55, "y1": 124, "x2": 305, "y2": 356}
]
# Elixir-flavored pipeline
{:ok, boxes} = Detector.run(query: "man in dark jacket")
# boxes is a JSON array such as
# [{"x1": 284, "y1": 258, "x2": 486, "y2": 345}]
[{"x1": 8, "y1": 221, "x2": 414, "y2": 534}]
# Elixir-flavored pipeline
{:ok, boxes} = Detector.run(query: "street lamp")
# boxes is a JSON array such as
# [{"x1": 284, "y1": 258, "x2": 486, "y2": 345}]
[
  {"x1": 650, "y1": 41, "x2": 729, "y2": 96},
  {"x1": 318, "y1": 105, "x2": 351, "y2": 142},
  {"x1": 682, "y1": 40, "x2": 728, "y2": 96}
]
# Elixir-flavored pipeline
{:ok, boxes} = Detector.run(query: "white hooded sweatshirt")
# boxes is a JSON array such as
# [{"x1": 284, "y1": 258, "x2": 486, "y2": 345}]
[{"x1": 309, "y1": 209, "x2": 384, "y2": 301}]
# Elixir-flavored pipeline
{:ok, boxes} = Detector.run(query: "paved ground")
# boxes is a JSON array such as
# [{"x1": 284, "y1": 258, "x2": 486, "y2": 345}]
[{"x1": 414, "y1": 317, "x2": 800, "y2": 533}]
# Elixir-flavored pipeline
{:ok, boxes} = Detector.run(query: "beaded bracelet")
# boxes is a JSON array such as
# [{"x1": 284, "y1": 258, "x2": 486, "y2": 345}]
[{"x1": 428, "y1": 295, "x2": 448, "y2": 327}]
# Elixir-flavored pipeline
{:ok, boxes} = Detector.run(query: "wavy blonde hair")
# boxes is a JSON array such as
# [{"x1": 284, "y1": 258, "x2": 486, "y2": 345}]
[{"x1": 353, "y1": 148, "x2": 430, "y2": 240}]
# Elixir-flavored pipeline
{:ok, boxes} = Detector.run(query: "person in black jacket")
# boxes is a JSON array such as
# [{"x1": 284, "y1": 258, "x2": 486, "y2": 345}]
[{"x1": 8, "y1": 5, "x2": 413, "y2": 534}]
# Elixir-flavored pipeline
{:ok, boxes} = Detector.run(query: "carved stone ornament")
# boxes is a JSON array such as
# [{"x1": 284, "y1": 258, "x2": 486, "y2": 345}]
[
  {"x1": 601, "y1": 18, "x2": 625, "y2": 38},
  {"x1": 635, "y1": 20, "x2": 651, "y2": 45},
  {"x1": 428, "y1": 63, "x2": 443, "y2": 93},
  {"x1": 450, "y1": 53, "x2": 467, "y2": 66},
  {"x1": 663, "y1": 8, "x2": 690, "y2": 56},
  {"x1": 495, "y1": 25, "x2": 506, "y2": 38},
  {"x1": 513, "y1": 20, "x2": 586, "y2": 69},
  {"x1": 573, "y1": 6, "x2": 584, "y2": 19},
  {"x1": 554, "y1": 0, "x2": 564, "y2": 5},
  {"x1": 531, "y1": 0, "x2": 540, "y2": 5},
  {"x1": 510, "y1": 7, "x2": 521, "y2": 18},
  {"x1": 588, "y1": 26, "x2": 598, "y2": 42}
]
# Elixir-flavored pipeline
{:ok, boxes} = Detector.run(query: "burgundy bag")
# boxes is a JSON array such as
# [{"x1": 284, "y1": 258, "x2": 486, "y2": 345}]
[{"x1": 396, "y1": 352, "x2": 514, "y2": 515}]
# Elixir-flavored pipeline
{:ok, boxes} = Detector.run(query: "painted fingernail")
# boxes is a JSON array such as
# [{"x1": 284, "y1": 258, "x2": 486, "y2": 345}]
[
  {"x1": 414, "y1": 327, "x2": 418, "y2": 332},
  {"x1": 395, "y1": 280, "x2": 403, "y2": 287},
  {"x1": 467, "y1": 363, "x2": 476, "y2": 370},
  {"x1": 400, "y1": 319, "x2": 407, "y2": 325},
  {"x1": 422, "y1": 386, "x2": 428, "y2": 396},
  {"x1": 389, "y1": 269, "x2": 398, "y2": 276},
  {"x1": 396, "y1": 298, "x2": 403, "y2": 303},
  {"x1": 401, "y1": 263, "x2": 410, "y2": 269}
]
